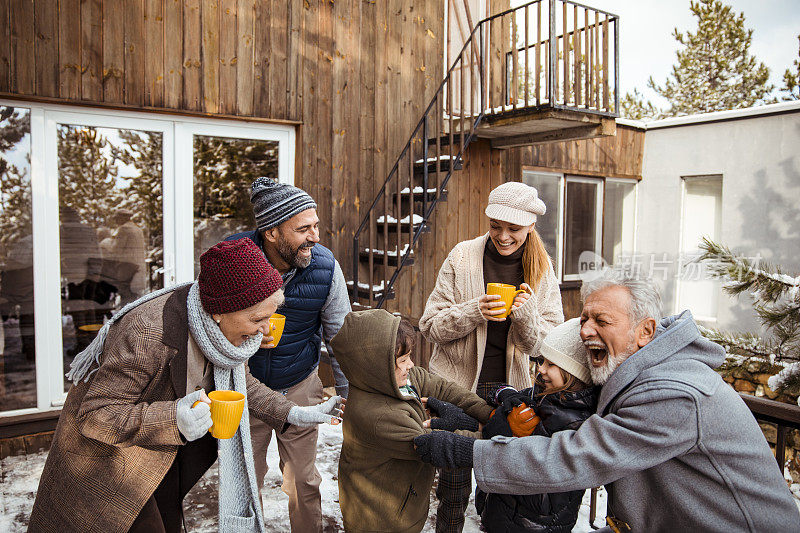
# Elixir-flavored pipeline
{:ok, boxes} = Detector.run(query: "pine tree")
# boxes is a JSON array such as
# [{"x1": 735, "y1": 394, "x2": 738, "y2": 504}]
[
  {"x1": 0, "y1": 107, "x2": 32, "y2": 264},
  {"x1": 649, "y1": 0, "x2": 775, "y2": 116},
  {"x1": 698, "y1": 237, "x2": 800, "y2": 403},
  {"x1": 57, "y1": 125, "x2": 121, "y2": 228},
  {"x1": 110, "y1": 129, "x2": 164, "y2": 286},
  {"x1": 781, "y1": 34, "x2": 800, "y2": 101},
  {"x1": 620, "y1": 89, "x2": 662, "y2": 120}
]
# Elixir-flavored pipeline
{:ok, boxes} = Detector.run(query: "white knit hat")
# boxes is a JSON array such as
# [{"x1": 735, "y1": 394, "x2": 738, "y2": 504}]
[
  {"x1": 539, "y1": 318, "x2": 592, "y2": 385},
  {"x1": 484, "y1": 182, "x2": 546, "y2": 226}
]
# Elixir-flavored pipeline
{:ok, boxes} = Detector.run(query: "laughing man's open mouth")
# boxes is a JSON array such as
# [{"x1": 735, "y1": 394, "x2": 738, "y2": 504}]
[{"x1": 584, "y1": 342, "x2": 608, "y2": 366}]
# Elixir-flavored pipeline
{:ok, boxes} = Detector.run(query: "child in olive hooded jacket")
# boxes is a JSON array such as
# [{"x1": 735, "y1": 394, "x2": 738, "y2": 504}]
[{"x1": 331, "y1": 309, "x2": 494, "y2": 533}]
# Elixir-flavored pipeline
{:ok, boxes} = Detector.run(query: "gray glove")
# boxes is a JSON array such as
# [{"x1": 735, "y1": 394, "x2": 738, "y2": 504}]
[
  {"x1": 176, "y1": 389, "x2": 212, "y2": 441},
  {"x1": 287, "y1": 396, "x2": 343, "y2": 427}
]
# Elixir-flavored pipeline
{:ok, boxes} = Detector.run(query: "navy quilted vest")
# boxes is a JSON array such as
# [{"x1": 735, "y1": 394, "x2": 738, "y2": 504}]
[{"x1": 225, "y1": 231, "x2": 335, "y2": 390}]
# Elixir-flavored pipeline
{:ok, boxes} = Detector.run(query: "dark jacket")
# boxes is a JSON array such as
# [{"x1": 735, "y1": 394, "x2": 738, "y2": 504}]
[
  {"x1": 28, "y1": 286, "x2": 294, "y2": 533},
  {"x1": 476, "y1": 383, "x2": 599, "y2": 533},
  {"x1": 332, "y1": 309, "x2": 494, "y2": 533},
  {"x1": 226, "y1": 230, "x2": 335, "y2": 389}
]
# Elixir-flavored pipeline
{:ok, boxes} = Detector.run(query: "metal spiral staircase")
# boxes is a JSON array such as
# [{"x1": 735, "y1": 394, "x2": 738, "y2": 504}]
[{"x1": 349, "y1": 0, "x2": 619, "y2": 308}]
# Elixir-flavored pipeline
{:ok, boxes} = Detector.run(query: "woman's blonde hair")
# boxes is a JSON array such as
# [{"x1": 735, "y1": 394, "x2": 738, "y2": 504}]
[{"x1": 523, "y1": 228, "x2": 551, "y2": 291}]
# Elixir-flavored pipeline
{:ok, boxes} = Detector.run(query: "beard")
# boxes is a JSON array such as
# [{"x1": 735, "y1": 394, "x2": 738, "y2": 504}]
[
  {"x1": 276, "y1": 235, "x2": 314, "y2": 269},
  {"x1": 586, "y1": 336, "x2": 638, "y2": 386}
]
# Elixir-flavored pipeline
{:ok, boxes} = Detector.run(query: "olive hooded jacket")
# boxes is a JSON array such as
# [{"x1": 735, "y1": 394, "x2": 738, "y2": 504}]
[{"x1": 332, "y1": 309, "x2": 494, "y2": 533}]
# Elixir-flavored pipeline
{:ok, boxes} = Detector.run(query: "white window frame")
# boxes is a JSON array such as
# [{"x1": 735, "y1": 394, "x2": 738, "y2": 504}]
[
  {"x1": 563, "y1": 176, "x2": 603, "y2": 282},
  {"x1": 521, "y1": 169, "x2": 564, "y2": 281},
  {"x1": 675, "y1": 174, "x2": 723, "y2": 322},
  {"x1": 0, "y1": 100, "x2": 295, "y2": 417},
  {"x1": 174, "y1": 120, "x2": 294, "y2": 283},
  {"x1": 602, "y1": 177, "x2": 639, "y2": 265}
]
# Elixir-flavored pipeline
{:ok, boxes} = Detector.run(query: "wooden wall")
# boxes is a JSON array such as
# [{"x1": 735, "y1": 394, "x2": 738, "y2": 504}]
[
  {"x1": 517, "y1": 123, "x2": 645, "y2": 180},
  {"x1": 0, "y1": 0, "x2": 445, "y2": 282}
]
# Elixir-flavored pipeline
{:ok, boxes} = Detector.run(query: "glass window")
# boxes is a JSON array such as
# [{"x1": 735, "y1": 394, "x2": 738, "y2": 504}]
[
  {"x1": 677, "y1": 175, "x2": 723, "y2": 320},
  {"x1": 603, "y1": 179, "x2": 637, "y2": 265},
  {"x1": 57, "y1": 124, "x2": 164, "y2": 392},
  {"x1": 0, "y1": 106, "x2": 35, "y2": 411},
  {"x1": 192, "y1": 135, "x2": 279, "y2": 277},
  {"x1": 564, "y1": 178, "x2": 601, "y2": 278},
  {"x1": 522, "y1": 170, "x2": 562, "y2": 275}
]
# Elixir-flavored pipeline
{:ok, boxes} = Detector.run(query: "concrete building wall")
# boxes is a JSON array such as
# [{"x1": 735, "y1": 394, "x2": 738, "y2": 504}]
[{"x1": 637, "y1": 103, "x2": 800, "y2": 332}]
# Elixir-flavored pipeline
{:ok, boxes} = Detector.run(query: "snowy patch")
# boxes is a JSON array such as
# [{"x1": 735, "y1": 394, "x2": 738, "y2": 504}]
[
  {"x1": 375, "y1": 214, "x2": 424, "y2": 225},
  {"x1": 1, "y1": 423, "x2": 606, "y2": 532}
]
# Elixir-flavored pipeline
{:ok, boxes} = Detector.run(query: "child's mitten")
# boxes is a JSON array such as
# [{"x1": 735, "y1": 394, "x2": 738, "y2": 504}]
[{"x1": 506, "y1": 404, "x2": 540, "y2": 437}]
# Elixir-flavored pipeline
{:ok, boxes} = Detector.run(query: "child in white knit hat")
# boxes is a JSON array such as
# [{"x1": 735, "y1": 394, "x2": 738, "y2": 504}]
[{"x1": 475, "y1": 317, "x2": 599, "y2": 533}]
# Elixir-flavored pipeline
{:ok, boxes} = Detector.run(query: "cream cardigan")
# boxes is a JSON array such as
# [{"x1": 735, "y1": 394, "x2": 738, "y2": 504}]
[{"x1": 419, "y1": 233, "x2": 564, "y2": 391}]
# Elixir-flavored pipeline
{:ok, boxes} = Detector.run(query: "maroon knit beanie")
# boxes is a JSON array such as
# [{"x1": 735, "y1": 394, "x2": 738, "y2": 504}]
[{"x1": 198, "y1": 238, "x2": 283, "y2": 314}]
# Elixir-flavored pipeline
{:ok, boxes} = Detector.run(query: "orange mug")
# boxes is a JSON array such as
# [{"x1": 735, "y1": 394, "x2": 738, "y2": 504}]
[
  {"x1": 194, "y1": 390, "x2": 245, "y2": 439},
  {"x1": 486, "y1": 283, "x2": 526, "y2": 319},
  {"x1": 268, "y1": 313, "x2": 286, "y2": 346}
]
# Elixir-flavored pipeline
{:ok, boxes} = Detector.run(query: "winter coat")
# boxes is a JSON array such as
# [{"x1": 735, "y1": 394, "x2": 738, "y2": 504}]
[
  {"x1": 419, "y1": 233, "x2": 563, "y2": 392},
  {"x1": 227, "y1": 230, "x2": 336, "y2": 390},
  {"x1": 473, "y1": 310, "x2": 800, "y2": 532},
  {"x1": 476, "y1": 383, "x2": 599, "y2": 533},
  {"x1": 332, "y1": 309, "x2": 495, "y2": 533},
  {"x1": 28, "y1": 286, "x2": 294, "y2": 533}
]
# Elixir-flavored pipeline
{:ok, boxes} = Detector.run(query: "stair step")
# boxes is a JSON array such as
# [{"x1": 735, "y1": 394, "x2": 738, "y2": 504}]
[
  {"x1": 391, "y1": 187, "x2": 447, "y2": 203},
  {"x1": 346, "y1": 281, "x2": 395, "y2": 301},
  {"x1": 425, "y1": 134, "x2": 467, "y2": 148},
  {"x1": 374, "y1": 214, "x2": 429, "y2": 233},
  {"x1": 360, "y1": 248, "x2": 415, "y2": 267},
  {"x1": 413, "y1": 156, "x2": 462, "y2": 175}
]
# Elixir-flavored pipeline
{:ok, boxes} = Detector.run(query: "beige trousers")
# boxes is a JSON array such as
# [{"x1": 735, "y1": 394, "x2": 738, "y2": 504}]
[{"x1": 249, "y1": 370, "x2": 324, "y2": 533}]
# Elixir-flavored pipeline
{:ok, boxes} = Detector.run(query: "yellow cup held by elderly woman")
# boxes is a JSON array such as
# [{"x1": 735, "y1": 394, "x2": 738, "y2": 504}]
[
  {"x1": 194, "y1": 390, "x2": 245, "y2": 439},
  {"x1": 268, "y1": 313, "x2": 286, "y2": 346},
  {"x1": 486, "y1": 283, "x2": 526, "y2": 319}
]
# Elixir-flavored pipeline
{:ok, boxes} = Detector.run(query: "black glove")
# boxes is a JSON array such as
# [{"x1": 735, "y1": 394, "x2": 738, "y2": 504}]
[
  {"x1": 481, "y1": 408, "x2": 514, "y2": 439},
  {"x1": 427, "y1": 397, "x2": 479, "y2": 432},
  {"x1": 495, "y1": 387, "x2": 533, "y2": 412},
  {"x1": 414, "y1": 431, "x2": 475, "y2": 469}
]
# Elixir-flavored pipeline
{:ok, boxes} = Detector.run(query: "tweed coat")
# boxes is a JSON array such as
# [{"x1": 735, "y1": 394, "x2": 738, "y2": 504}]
[{"x1": 28, "y1": 285, "x2": 294, "y2": 533}]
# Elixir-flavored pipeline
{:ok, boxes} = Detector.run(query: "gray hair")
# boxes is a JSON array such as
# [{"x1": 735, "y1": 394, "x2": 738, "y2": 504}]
[{"x1": 580, "y1": 270, "x2": 662, "y2": 324}]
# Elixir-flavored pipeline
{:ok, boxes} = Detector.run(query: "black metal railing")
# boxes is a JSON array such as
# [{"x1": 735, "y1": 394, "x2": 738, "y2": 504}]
[{"x1": 350, "y1": 0, "x2": 619, "y2": 308}]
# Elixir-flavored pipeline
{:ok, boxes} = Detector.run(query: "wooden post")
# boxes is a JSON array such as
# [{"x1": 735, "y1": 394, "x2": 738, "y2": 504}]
[
  {"x1": 511, "y1": 10, "x2": 518, "y2": 109},
  {"x1": 603, "y1": 14, "x2": 609, "y2": 110},
  {"x1": 562, "y1": 1, "x2": 568, "y2": 106},
  {"x1": 547, "y1": 0, "x2": 555, "y2": 106},
  {"x1": 574, "y1": 4, "x2": 581, "y2": 107},
  {"x1": 535, "y1": 1, "x2": 540, "y2": 105},
  {"x1": 524, "y1": 4, "x2": 529, "y2": 105}
]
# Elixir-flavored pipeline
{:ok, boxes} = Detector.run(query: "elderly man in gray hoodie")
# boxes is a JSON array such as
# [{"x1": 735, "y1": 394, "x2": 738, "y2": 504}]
[{"x1": 415, "y1": 271, "x2": 800, "y2": 532}]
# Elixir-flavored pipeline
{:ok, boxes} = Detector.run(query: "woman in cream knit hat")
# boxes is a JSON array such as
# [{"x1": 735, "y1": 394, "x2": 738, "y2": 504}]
[{"x1": 419, "y1": 181, "x2": 564, "y2": 532}]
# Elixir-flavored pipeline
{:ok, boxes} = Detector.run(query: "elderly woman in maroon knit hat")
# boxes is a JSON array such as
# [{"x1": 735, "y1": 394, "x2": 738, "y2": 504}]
[{"x1": 29, "y1": 238, "x2": 343, "y2": 533}]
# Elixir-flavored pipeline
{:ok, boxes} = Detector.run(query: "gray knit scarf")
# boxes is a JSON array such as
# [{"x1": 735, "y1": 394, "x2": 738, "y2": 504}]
[{"x1": 68, "y1": 282, "x2": 266, "y2": 532}]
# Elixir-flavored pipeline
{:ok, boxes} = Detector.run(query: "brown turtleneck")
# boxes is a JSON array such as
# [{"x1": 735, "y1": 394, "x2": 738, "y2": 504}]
[{"x1": 479, "y1": 238, "x2": 525, "y2": 384}]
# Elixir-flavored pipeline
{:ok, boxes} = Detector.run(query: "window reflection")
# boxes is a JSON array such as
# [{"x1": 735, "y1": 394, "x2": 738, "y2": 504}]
[
  {"x1": 57, "y1": 125, "x2": 164, "y2": 392},
  {"x1": 0, "y1": 106, "x2": 35, "y2": 411},
  {"x1": 193, "y1": 135, "x2": 279, "y2": 276}
]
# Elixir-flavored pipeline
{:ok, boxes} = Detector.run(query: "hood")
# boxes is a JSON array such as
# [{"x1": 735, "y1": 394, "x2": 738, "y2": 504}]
[
  {"x1": 331, "y1": 309, "x2": 406, "y2": 399},
  {"x1": 597, "y1": 310, "x2": 726, "y2": 414}
]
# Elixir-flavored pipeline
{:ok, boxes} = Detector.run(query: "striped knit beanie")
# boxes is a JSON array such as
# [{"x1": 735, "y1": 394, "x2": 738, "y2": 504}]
[
  {"x1": 250, "y1": 177, "x2": 317, "y2": 231},
  {"x1": 198, "y1": 238, "x2": 283, "y2": 314}
]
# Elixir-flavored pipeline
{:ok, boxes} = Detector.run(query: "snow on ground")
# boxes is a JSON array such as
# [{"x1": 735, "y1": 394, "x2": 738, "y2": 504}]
[{"x1": 1, "y1": 423, "x2": 608, "y2": 532}]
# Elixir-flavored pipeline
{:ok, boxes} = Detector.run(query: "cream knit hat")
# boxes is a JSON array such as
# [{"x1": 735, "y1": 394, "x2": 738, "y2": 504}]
[
  {"x1": 484, "y1": 182, "x2": 546, "y2": 226},
  {"x1": 539, "y1": 318, "x2": 592, "y2": 385}
]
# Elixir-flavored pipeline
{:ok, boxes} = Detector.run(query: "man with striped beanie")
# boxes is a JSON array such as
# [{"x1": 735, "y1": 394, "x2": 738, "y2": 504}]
[{"x1": 225, "y1": 177, "x2": 350, "y2": 533}]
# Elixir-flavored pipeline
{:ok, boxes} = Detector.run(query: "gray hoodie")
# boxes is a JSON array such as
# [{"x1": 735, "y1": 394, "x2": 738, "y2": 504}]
[{"x1": 473, "y1": 311, "x2": 800, "y2": 532}]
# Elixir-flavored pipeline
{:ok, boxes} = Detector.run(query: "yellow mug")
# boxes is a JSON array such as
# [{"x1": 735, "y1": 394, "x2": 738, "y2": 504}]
[
  {"x1": 194, "y1": 390, "x2": 245, "y2": 439},
  {"x1": 268, "y1": 313, "x2": 286, "y2": 346},
  {"x1": 486, "y1": 283, "x2": 526, "y2": 319}
]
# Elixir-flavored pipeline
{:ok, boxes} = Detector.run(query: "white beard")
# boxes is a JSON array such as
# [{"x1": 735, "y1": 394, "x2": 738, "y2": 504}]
[{"x1": 588, "y1": 340, "x2": 638, "y2": 385}]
